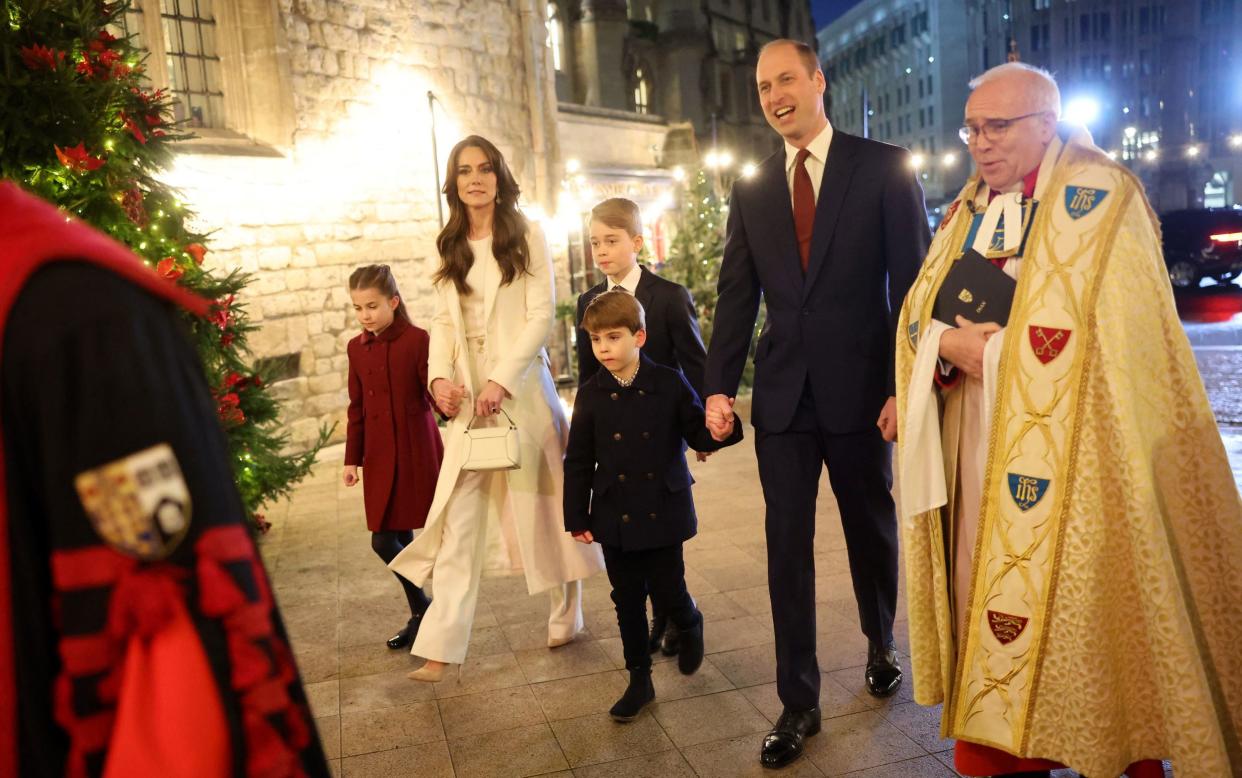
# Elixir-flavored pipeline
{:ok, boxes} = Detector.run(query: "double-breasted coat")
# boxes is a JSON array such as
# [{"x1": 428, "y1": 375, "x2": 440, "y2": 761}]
[
  {"x1": 345, "y1": 316, "x2": 444, "y2": 532},
  {"x1": 563, "y1": 355, "x2": 743, "y2": 551},
  {"x1": 389, "y1": 223, "x2": 605, "y2": 594}
]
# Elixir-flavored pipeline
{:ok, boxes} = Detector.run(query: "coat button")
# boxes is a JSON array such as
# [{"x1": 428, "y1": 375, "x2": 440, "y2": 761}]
[
  {"x1": 646, "y1": 472, "x2": 654, "y2": 480},
  {"x1": 638, "y1": 389, "x2": 645, "y2": 396},
  {"x1": 613, "y1": 432, "x2": 622, "y2": 441},
  {"x1": 649, "y1": 512, "x2": 657, "y2": 519},
  {"x1": 642, "y1": 431, "x2": 650, "y2": 439},
  {"x1": 622, "y1": 514, "x2": 631, "y2": 523},
  {"x1": 618, "y1": 474, "x2": 627, "y2": 483},
  {"x1": 368, "y1": 390, "x2": 374, "y2": 397},
  {"x1": 610, "y1": 392, "x2": 619, "y2": 400}
]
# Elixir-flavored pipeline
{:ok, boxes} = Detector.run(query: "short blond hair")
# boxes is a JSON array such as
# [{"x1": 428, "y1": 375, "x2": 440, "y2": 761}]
[
  {"x1": 590, "y1": 198, "x2": 642, "y2": 237},
  {"x1": 581, "y1": 290, "x2": 645, "y2": 335}
]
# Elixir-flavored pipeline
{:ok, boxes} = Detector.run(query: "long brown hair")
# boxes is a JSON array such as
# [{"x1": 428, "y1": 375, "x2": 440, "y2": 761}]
[
  {"x1": 433, "y1": 135, "x2": 530, "y2": 295},
  {"x1": 348, "y1": 264, "x2": 411, "y2": 324}
]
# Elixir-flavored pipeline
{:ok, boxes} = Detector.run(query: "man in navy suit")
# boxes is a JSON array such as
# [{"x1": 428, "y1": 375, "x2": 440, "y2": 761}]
[{"x1": 703, "y1": 39, "x2": 930, "y2": 768}]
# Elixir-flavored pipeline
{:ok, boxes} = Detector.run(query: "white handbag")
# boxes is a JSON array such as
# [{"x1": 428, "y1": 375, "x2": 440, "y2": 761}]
[{"x1": 461, "y1": 408, "x2": 522, "y2": 471}]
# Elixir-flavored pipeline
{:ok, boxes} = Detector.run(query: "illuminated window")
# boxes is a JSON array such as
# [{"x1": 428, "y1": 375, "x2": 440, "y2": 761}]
[
  {"x1": 117, "y1": 0, "x2": 224, "y2": 128},
  {"x1": 633, "y1": 67, "x2": 652, "y2": 114},
  {"x1": 546, "y1": 3, "x2": 563, "y2": 72}
]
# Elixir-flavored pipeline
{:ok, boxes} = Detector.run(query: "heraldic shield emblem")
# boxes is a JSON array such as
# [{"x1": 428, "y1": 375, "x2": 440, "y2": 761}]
[
  {"x1": 1008, "y1": 472, "x2": 1050, "y2": 511},
  {"x1": 73, "y1": 443, "x2": 192, "y2": 560},
  {"x1": 1029, "y1": 325, "x2": 1072, "y2": 364},
  {"x1": 1064, "y1": 185, "x2": 1108, "y2": 220},
  {"x1": 988, "y1": 610, "x2": 1030, "y2": 645}
]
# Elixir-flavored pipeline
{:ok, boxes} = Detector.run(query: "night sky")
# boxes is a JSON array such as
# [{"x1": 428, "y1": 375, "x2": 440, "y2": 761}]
[{"x1": 810, "y1": 0, "x2": 865, "y2": 31}]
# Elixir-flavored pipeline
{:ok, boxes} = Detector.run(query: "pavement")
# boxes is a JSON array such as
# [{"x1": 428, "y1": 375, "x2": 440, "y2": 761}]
[{"x1": 262, "y1": 293, "x2": 1239, "y2": 777}]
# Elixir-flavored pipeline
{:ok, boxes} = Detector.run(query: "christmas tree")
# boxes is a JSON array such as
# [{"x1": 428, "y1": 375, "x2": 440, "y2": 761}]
[
  {"x1": 658, "y1": 168, "x2": 763, "y2": 386},
  {"x1": 659, "y1": 168, "x2": 727, "y2": 345},
  {"x1": 1, "y1": 0, "x2": 328, "y2": 532}
]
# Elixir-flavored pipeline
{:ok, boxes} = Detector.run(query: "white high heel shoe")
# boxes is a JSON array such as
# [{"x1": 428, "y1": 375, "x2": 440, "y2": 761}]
[{"x1": 407, "y1": 660, "x2": 461, "y2": 683}]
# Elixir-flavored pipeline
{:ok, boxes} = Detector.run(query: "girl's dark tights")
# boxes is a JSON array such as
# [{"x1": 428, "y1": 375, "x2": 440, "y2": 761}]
[{"x1": 371, "y1": 530, "x2": 431, "y2": 619}]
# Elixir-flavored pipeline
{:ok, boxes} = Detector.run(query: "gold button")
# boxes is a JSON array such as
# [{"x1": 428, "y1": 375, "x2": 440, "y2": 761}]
[
  {"x1": 622, "y1": 514, "x2": 631, "y2": 523},
  {"x1": 618, "y1": 474, "x2": 627, "y2": 482},
  {"x1": 638, "y1": 389, "x2": 645, "y2": 396},
  {"x1": 613, "y1": 432, "x2": 622, "y2": 441},
  {"x1": 610, "y1": 392, "x2": 619, "y2": 400},
  {"x1": 646, "y1": 472, "x2": 654, "y2": 480},
  {"x1": 649, "y1": 512, "x2": 657, "y2": 519},
  {"x1": 642, "y1": 431, "x2": 650, "y2": 439}
]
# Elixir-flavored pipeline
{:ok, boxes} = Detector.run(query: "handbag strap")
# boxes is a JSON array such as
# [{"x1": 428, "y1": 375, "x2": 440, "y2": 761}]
[{"x1": 465, "y1": 407, "x2": 517, "y2": 431}]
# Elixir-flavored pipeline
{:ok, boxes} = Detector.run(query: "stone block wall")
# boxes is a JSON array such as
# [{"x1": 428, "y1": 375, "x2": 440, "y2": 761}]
[{"x1": 170, "y1": 0, "x2": 559, "y2": 451}]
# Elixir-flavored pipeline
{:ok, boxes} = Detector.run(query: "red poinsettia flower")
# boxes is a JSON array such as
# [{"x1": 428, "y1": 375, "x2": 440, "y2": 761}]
[
  {"x1": 185, "y1": 243, "x2": 207, "y2": 264},
  {"x1": 74, "y1": 56, "x2": 95, "y2": 78},
  {"x1": 98, "y1": 49, "x2": 120, "y2": 69},
  {"x1": 55, "y1": 143, "x2": 105, "y2": 172},
  {"x1": 20, "y1": 44, "x2": 64, "y2": 71},
  {"x1": 209, "y1": 295, "x2": 235, "y2": 330},
  {"x1": 120, "y1": 111, "x2": 146, "y2": 144},
  {"x1": 253, "y1": 513, "x2": 272, "y2": 534},
  {"x1": 221, "y1": 332, "x2": 235, "y2": 347},
  {"x1": 156, "y1": 257, "x2": 183, "y2": 280},
  {"x1": 224, "y1": 371, "x2": 246, "y2": 390},
  {"x1": 217, "y1": 392, "x2": 245, "y2": 426}
]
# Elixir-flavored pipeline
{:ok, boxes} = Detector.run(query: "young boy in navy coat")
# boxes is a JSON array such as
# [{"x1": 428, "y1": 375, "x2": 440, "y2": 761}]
[{"x1": 564, "y1": 291, "x2": 743, "y2": 721}]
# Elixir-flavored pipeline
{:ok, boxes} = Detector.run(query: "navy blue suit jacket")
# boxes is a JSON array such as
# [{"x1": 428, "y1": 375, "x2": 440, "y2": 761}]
[
  {"x1": 704, "y1": 131, "x2": 930, "y2": 434},
  {"x1": 575, "y1": 265, "x2": 707, "y2": 398}
]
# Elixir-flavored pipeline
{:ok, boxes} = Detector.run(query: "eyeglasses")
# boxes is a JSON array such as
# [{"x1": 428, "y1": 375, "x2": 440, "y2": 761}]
[{"x1": 958, "y1": 112, "x2": 1048, "y2": 145}]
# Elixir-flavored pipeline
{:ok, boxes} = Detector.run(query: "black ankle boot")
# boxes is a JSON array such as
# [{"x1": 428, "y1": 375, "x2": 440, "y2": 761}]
[
  {"x1": 386, "y1": 611, "x2": 425, "y2": 650},
  {"x1": 677, "y1": 609, "x2": 704, "y2": 675},
  {"x1": 648, "y1": 612, "x2": 667, "y2": 654},
  {"x1": 609, "y1": 668, "x2": 654, "y2": 722}
]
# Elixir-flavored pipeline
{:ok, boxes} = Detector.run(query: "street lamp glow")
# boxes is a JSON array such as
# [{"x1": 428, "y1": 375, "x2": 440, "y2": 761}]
[
  {"x1": 928, "y1": 56, "x2": 935, "y2": 63},
  {"x1": 1145, "y1": 149, "x2": 1159, "y2": 161},
  {"x1": 910, "y1": 153, "x2": 925, "y2": 170},
  {"x1": 704, "y1": 151, "x2": 719, "y2": 169},
  {"x1": 905, "y1": 67, "x2": 912, "y2": 74},
  {"x1": 1186, "y1": 145, "x2": 1200, "y2": 158},
  {"x1": 941, "y1": 152, "x2": 957, "y2": 167},
  {"x1": 717, "y1": 150, "x2": 734, "y2": 168},
  {"x1": 1063, "y1": 96, "x2": 1100, "y2": 125},
  {"x1": 672, "y1": 165, "x2": 686, "y2": 181},
  {"x1": 1124, "y1": 126, "x2": 1138, "y2": 139},
  {"x1": 741, "y1": 162, "x2": 757, "y2": 178},
  {"x1": 1106, "y1": 150, "x2": 1118, "y2": 160},
  {"x1": 1230, "y1": 134, "x2": 1242, "y2": 148},
  {"x1": 565, "y1": 158, "x2": 581, "y2": 174}
]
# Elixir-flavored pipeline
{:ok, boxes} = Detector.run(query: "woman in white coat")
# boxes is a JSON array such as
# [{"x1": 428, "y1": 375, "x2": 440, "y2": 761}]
[{"x1": 390, "y1": 135, "x2": 605, "y2": 681}]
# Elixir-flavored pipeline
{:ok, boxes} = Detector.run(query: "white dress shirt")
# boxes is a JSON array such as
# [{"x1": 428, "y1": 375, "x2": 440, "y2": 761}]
[
  {"x1": 607, "y1": 263, "x2": 642, "y2": 294},
  {"x1": 783, "y1": 120, "x2": 834, "y2": 205}
]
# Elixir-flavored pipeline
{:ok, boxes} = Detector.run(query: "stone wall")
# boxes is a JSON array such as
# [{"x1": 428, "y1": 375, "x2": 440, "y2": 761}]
[{"x1": 167, "y1": 0, "x2": 559, "y2": 451}]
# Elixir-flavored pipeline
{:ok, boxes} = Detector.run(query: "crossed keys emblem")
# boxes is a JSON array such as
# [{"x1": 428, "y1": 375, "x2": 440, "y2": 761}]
[{"x1": 1027, "y1": 325, "x2": 1072, "y2": 365}]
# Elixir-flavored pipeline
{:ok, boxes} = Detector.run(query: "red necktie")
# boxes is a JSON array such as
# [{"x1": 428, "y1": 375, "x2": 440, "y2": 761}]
[{"x1": 793, "y1": 148, "x2": 815, "y2": 272}]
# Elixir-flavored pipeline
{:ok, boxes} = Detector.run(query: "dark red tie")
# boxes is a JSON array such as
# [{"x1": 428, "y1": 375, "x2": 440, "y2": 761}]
[{"x1": 793, "y1": 148, "x2": 815, "y2": 272}]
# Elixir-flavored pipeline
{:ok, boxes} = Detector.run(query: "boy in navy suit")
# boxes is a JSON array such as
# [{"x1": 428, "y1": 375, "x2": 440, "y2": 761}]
[
  {"x1": 576, "y1": 197, "x2": 710, "y2": 656},
  {"x1": 564, "y1": 291, "x2": 742, "y2": 721}
]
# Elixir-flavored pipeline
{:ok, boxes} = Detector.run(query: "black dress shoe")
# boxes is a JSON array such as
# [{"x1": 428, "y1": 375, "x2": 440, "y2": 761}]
[
  {"x1": 760, "y1": 706, "x2": 821, "y2": 769},
  {"x1": 676, "y1": 609, "x2": 704, "y2": 675},
  {"x1": 660, "y1": 618, "x2": 681, "y2": 656},
  {"x1": 386, "y1": 613, "x2": 424, "y2": 650},
  {"x1": 648, "y1": 612, "x2": 667, "y2": 654},
  {"x1": 609, "y1": 668, "x2": 655, "y2": 721},
  {"x1": 865, "y1": 641, "x2": 902, "y2": 697}
]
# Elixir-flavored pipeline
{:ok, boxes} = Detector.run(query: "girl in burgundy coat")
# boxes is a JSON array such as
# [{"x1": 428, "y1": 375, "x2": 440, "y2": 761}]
[{"x1": 343, "y1": 265, "x2": 445, "y2": 649}]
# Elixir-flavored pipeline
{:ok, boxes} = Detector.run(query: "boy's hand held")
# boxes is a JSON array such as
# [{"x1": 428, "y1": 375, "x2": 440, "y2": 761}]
[{"x1": 342, "y1": 465, "x2": 359, "y2": 487}]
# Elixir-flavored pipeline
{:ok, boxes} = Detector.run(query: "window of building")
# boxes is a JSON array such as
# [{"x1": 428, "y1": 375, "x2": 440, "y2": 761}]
[
  {"x1": 762, "y1": 0, "x2": 771, "y2": 22},
  {"x1": 1033, "y1": 0, "x2": 1051, "y2": 9},
  {"x1": 928, "y1": 105, "x2": 933, "y2": 125},
  {"x1": 927, "y1": 74, "x2": 933, "y2": 95},
  {"x1": 919, "y1": 107, "x2": 925, "y2": 128},
  {"x1": 1097, "y1": 12, "x2": 1110, "y2": 41},
  {"x1": 1139, "y1": 7, "x2": 1150, "y2": 34},
  {"x1": 546, "y1": 3, "x2": 563, "y2": 72},
  {"x1": 121, "y1": 0, "x2": 224, "y2": 128},
  {"x1": 918, "y1": 78, "x2": 924, "y2": 98},
  {"x1": 113, "y1": 0, "x2": 292, "y2": 146},
  {"x1": 633, "y1": 66, "x2": 653, "y2": 114}
]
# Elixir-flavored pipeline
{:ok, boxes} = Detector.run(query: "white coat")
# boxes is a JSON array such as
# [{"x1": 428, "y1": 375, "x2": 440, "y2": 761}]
[{"x1": 389, "y1": 222, "x2": 605, "y2": 594}]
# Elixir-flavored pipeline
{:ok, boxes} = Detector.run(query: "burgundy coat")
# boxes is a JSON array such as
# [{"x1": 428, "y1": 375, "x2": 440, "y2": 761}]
[{"x1": 345, "y1": 317, "x2": 444, "y2": 532}]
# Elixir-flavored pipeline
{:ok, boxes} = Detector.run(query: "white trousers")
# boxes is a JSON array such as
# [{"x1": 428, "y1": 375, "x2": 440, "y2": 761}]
[{"x1": 410, "y1": 469, "x2": 584, "y2": 664}]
